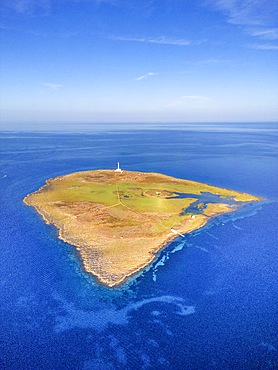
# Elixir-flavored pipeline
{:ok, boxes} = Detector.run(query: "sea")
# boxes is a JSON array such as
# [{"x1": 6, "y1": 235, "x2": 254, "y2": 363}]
[{"x1": 0, "y1": 122, "x2": 277, "y2": 370}]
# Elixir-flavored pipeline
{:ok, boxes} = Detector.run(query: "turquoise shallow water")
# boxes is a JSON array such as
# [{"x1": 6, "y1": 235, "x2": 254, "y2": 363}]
[{"x1": 0, "y1": 123, "x2": 277, "y2": 369}]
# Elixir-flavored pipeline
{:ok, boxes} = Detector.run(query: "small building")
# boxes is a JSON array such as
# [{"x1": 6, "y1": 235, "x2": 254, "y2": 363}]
[{"x1": 115, "y1": 162, "x2": 122, "y2": 173}]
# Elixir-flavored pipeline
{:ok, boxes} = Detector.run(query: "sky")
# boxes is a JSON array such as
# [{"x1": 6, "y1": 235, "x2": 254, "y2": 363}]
[{"x1": 0, "y1": 0, "x2": 278, "y2": 125}]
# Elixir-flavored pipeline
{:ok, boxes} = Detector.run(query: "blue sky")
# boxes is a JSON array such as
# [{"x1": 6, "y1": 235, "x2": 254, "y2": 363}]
[{"x1": 0, "y1": 0, "x2": 278, "y2": 124}]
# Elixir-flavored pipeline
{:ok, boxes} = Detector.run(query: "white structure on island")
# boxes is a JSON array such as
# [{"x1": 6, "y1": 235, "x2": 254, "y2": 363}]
[{"x1": 115, "y1": 162, "x2": 122, "y2": 173}]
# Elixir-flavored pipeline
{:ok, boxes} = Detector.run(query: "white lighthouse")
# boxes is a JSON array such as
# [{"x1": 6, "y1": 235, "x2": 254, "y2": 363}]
[{"x1": 115, "y1": 162, "x2": 122, "y2": 173}]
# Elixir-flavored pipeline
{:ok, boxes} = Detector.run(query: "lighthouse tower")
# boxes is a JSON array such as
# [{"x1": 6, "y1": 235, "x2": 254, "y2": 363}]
[{"x1": 115, "y1": 162, "x2": 122, "y2": 173}]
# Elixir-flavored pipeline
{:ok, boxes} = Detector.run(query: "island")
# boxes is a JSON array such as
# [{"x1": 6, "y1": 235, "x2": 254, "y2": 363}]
[{"x1": 24, "y1": 168, "x2": 262, "y2": 287}]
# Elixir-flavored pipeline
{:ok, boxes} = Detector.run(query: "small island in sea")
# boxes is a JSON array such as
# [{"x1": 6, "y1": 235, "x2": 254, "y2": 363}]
[{"x1": 24, "y1": 165, "x2": 262, "y2": 287}]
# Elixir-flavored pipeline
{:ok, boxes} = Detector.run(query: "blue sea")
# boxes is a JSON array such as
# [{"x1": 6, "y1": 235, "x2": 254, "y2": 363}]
[{"x1": 0, "y1": 123, "x2": 277, "y2": 369}]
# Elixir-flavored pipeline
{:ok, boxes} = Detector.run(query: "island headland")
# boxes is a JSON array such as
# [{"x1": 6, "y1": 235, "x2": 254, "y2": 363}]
[{"x1": 24, "y1": 168, "x2": 262, "y2": 287}]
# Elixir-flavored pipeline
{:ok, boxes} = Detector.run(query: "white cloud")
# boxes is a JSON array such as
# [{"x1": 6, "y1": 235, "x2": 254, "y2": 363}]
[
  {"x1": 6, "y1": 0, "x2": 50, "y2": 14},
  {"x1": 250, "y1": 44, "x2": 278, "y2": 50},
  {"x1": 209, "y1": 0, "x2": 278, "y2": 26},
  {"x1": 169, "y1": 95, "x2": 213, "y2": 108},
  {"x1": 3, "y1": 0, "x2": 116, "y2": 15},
  {"x1": 147, "y1": 36, "x2": 192, "y2": 46},
  {"x1": 43, "y1": 82, "x2": 62, "y2": 90},
  {"x1": 208, "y1": 0, "x2": 278, "y2": 45},
  {"x1": 110, "y1": 35, "x2": 195, "y2": 46},
  {"x1": 195, "y1": 58, "x2": 232, "y2": 65},
  {"x1": 135, "y1": 72, "x2": 155, "y2": 81},
  {"x1": 250, "y1": 28, "x2": 278, "y2": 40},
  {"x1": 180, "y1": 95, "x2": 211, "y2": 101}
]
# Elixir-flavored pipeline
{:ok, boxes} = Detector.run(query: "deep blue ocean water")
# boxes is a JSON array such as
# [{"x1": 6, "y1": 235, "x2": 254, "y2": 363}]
[{"x1": 0, "y1": 123, "x2": 277, "y2": 369}]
